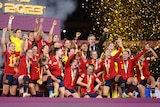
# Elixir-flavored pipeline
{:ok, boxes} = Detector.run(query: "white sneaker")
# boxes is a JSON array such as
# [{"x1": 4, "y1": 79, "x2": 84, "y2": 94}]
[
  {"x1": 49, "y1": 93, "x2": 58, "y2": 98},
  {"x1": 23, "y1": 93, "x2": 31, "y2": 98},
  {"x1": 122, "y1": 92, "x2": 129, "y2": 98},
  {"x1": 151, "y1": 93, "x2": 156, "y2": 98}
]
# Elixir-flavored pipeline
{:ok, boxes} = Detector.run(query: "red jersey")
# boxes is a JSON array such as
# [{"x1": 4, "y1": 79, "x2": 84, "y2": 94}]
[
  {"x1": 116, "y1": 49, "x2": 147, "y2": 80},
  {"x1": 65, "y1": 54, "x2": 86, "y2": 75},
  {"x1": 45, "y1": 41, "x2": 53, "y2": 47},
  {"x1": 3, "y1": 51, "x2": 20, "y2": 75},
  {"x1": 135, "y1": 57, "x2": 151, "y2": 82},
  {"x1": 78, "y1": 58, "x2": 87, "y2": 75},
  {"x1": 28, "y1": 41, "x2": 33, "y2": 49},
  {"x1": 48, "y1": 57, "x2": 63, "y2": 77},
  {"x1": 86, "y1": 59, "x2": 102, "y2": 74},
  {"x1": 18, "y1": 56, "x2": 32, "y2": 76},
  {"x1": 35, "y1": 39, "x2": 46, "y2": 54},
  {"x1": 30, "y1": 55, "x2": 40, "y2": 81},
  {"x1": 64, "y1": 67, "x2": 78, "y2": 89},
  {"x1": 80, "y1": 73, "x2": 98, "y2": 94},
  {"x1": 102, "y1": 47, "x2": 122, "y2": 80}
]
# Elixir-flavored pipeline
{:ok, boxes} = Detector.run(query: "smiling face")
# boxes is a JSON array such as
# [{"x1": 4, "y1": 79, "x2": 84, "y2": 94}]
[
  {"x1": 81, "y1": 43, "x2": 88, "y2": 52},
  {"x1": 28, "y1": 32, "x2": 34, "y2": 42},
  {"x1": 64, "y1": 40, "x2": 71, "y2": 49},
  {"x1": 32, "y1": 46, "x2": 38, "y2": 56},
  {"x1": 87, "y1": 64, "x2": 95, "y2": 74},
  {"x1": 105, "y1": 49, "x2": 111, "y2": 59},
  {"x1": 71, "y1": 59, "x2": 78, "y2": 69},
  {"x1": 107, "y1": 43, "x2": 114, "y2": 51},
  {"x1": 8, "y1": 42, "x2": 15, "y2": 52},
  {"x1": 56, "y1": 48, "x2": 63, "y2": 58},
  {"x1": 26, "y1": 49, "x2": 33, "y2": 59},
  {"x1": 91, "y1": 51, "x2": 98, "y2": 60},
  {"x1": 15, "y1": 29, "x2": 22, "y2": 39},
  {"x1": 42, "y1": 45, "x2": 49, "y2": 54},
  {"x1": 53, "y1": 34, "x2": 59, "y2": 42},
  {"x1": 68, "y1": 48, "x2": 75, "y2": 56},
  {"x1": 54, "y1": 42, "x2": 60, "y2": 48},
  {"x1": 122, "y1": 51, "x2": 129, "y2": 61}
]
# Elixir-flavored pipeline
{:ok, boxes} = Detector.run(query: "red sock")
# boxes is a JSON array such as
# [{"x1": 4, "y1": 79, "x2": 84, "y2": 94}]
[
  {"x1": 68, "y1": 95, "x2": 73, "y2": 97},
  {"x1": 31, "y1": 95, "x2": 37, "y2": 97},
  {"x1": 10, "y1": 95, "x2": 16, "y2": 97},
  {"x1": 1, "y1": 93, "x2": 7, "y2": 97}
]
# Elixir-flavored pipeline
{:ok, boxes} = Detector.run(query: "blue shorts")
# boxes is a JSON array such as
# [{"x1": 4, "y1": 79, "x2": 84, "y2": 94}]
[
  {"x1": 104, "y1": 76, "x2": 115, "y2": 87},
  {"x1": 56, "y1": 76, "x2": 64, "y2": 87},
  {"x1": 140, "y1": 79, "x2": 147, "y2": 86},
  {"x1": 65, "y1": 88, "x2": 75, "y2": 93},
  {"x1": 3, "y1": 74, "x2": 18, "y2": 86},
  {"x1": 86, "y1": 93, "x2": 99, "y2": 98}
]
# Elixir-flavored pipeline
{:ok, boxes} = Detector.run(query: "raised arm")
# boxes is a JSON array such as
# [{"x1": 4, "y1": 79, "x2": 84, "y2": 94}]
[
  {"x1": 133, "y1": 44, "x2": 149, "y2": 62},
  {"x1": 7, "y1": 15, "x2": 14, "y2": 37},
  {"x1": 113, "y1": 38, "x2": 123, "y2": 59},
  {"x1": 1, "y1": 28, "x2": 7, "y2": 52},
  {"x1": 34, "y1": 18, "x2": 39, "y2": 32},
  {"x1": 65, "y1": 54, "x2": 76, "y2": 69},
  {"x1": 149, "y1": 47, "x2": 158, "y2": 61},
  {"x1": 97, "y1": 28, "x2": 109, "y2": 46},
  {"x1": 35, "y1": 18, "x2": 43, "y2": 41},
  {"x1": 74, "y1": 32, "x2": 81, "y2": 43},
  {"x1": 48, "y1": 20, "x2": 57, "y2": 43},
  {"x1": 71, "y1": 32, "x2": 81, "y2": 52},
  {"x1": 21, "y1": 34, "x2": 28, "y2": 53}
]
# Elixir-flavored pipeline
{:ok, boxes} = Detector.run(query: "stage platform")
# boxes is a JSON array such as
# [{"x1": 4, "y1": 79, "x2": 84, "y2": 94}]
[{"x1": 0, "y1": 98, "x2": 159, "y2": 107}]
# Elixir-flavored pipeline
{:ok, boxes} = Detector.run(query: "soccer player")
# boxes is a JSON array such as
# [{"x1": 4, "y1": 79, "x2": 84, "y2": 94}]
[
  {"x1": 34, "y1": 18, "x2": 46, "y2": 54},
  {"x1": 85, "y1": 51, "x2": 103, "y2": 95},
  {"x1": 7, "y1": 15, "x2": 23, "y2": 52},
  {"x1": 28, "y1": 44, "x2": 40, "y2": 97},
  {"x1": 116, "y1": 44, "x2": 150, "y2": 98},
  {"x1": 86, "y1": 51, "x2": 102, "y2": 74},
  {"x1": 30, "y1": 54, "x2": 60, "y2": 98},
  {"x1": 77, "y1": 64, "x2": 102, "y2": 98},
  {"x1": 17, "y1": 48, "x2": 34, "y2": 97},
  {"x1": 62, "y1": 39, "x2": 71, "y2": 57},
  {"x1": 48, "y1": 48, "x2": 65, "y2": 97},
  {"x1": 135, "y1": 47, "x2": 158, "y2": 98},
  {"x1": 1, "y1": 28, "x2": 20, "y2": 97},
  {"x1": 102, "y1": 38, "x2": 127, "y2": 98},
  {"x1": 47, "y1": 20, "x2": 58, "y2": 46},
  {"x1": 79, "y1": 42, "x2": 88, "y2": 62},
  {"x1": 40, "y1": 45, "x2": 49, "y2": 58},
  {"x1": 27, "y1": 31, "x2": 35, "y2": 49},
  {"x1": 64, "y1": 57, "x2": 80, "y2": 98}
]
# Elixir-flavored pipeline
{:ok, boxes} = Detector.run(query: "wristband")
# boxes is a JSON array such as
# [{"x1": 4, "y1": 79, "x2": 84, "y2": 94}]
[{"x1": 8, "y1": 20, "x2": 12, "y2": 24}]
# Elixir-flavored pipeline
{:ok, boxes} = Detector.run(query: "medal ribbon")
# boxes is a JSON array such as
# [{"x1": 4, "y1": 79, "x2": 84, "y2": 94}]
[
  {"x1": 124, "y1": 61, "x2": 128, "y2": 74},
  {"x1": 71, "y1": 69, "x2": 77, "y2": 85},
  {"x1": 138, "y1": 60, "x2": 144, "y2": 77},
  {"x1": 105, "y1": 59, "x2": 110, "y2": 75},
  {"x1": 26, "y1": 59, "x2": 31, "y2": 77}
]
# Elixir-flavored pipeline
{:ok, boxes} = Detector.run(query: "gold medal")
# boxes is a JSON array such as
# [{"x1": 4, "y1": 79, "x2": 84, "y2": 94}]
[
  {"x1": 37, "y1": 78, "x2": 43, "y2": 85},
  {"x1": 141, "y1": 75, "x2": 145, "y2": 80}
]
